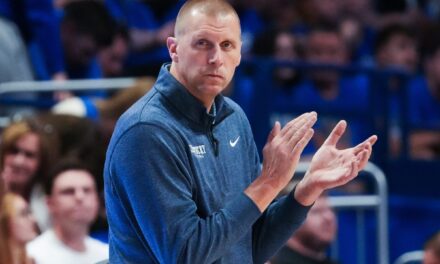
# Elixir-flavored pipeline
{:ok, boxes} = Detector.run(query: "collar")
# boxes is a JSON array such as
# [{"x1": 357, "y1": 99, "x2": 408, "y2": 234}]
[{"x1": 154, "y1": 63, "x2": 234, "y2": 127}]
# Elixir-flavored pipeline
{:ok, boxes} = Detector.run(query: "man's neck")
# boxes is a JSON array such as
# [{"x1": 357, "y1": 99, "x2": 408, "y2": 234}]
[{"x1": 53, "y1": 223, "x2": 89, "y2": 252}]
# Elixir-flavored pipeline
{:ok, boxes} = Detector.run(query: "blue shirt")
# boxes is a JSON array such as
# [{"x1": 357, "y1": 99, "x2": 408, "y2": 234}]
[
  {"x1": 104, "y1": 64, "x2": 310, "y2": 263},
  {"x1": 408, "y1": 76, "x2": 440, "y2": 128}
]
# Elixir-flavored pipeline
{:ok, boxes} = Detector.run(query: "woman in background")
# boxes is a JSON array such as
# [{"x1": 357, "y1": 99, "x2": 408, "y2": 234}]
[{"x1": 0, "y1": 192, "x2": 37, "y2": 264}]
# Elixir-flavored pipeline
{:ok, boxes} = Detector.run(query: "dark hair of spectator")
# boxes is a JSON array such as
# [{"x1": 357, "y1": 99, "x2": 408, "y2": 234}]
[
  {"x1": 44, "y1": 158, "x2": 95, "y2": 195},
  {"x1": 373, "y1": 23, "x2": 416, "y2": 55},
  {"x1": 63, "y1": 0, "x2": 116, "y2": 48}
]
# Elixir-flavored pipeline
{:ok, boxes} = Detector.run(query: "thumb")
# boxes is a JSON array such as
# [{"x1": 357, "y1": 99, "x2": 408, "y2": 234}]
[{"x1": 267, "y1": 121, "x2": 281, "y2": 143}]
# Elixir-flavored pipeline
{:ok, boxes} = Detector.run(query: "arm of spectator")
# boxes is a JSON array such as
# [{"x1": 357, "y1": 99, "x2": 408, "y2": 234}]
[{"x1": 410, "y1": 131, "x2": 440, "y2": 159}]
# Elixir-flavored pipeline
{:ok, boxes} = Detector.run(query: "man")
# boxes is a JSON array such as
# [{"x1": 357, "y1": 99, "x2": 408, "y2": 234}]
[
  {"x1": 424, "y1": 231, "x2": 440, "y2": 264},
  {"x1": 407, "y1": 25, "x2": 440, "y2": 159},
  {"x1": 27, "y1": 160, "x2": 108, "y2": 264},
  {"x1": 374, "y1": 23, "x2": 420, "y2": 157},
  {"x1": 104, "y1": 0, "x2": 377, "y2": 263},
  {"x1": 271, "y1": 195, "x2": 338, "y2": 264}
]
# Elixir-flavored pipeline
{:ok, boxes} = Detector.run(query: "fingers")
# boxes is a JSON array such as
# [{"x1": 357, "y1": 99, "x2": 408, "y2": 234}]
[
  {"x1": 279, "y1": 112, "x2": 310, "y2": 138},
  {"x1": 356, "y1": 148, "x2": 372, "y2": 170},
  {"x1": 287, "y1": 115, "x2": 316, "y2": 147},
  {"x1": 323, "y1": 120, "x2": 347, "y2": 147},
  {"x1": 283, "y1": 112, "x2": 317, "y2": 143},
  {"x1": 292, "y1": 128, "x2": 314, "y2": 155},
  {"x1": 267, "y1": 121, "x2": 281, "y2": 143},
  {"x1": 353, "y1": 135, "x2": 377, "y2": 155}
]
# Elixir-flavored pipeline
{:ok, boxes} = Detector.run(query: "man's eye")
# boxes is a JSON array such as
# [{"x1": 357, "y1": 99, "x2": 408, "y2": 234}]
[
  {"x1": 197, "y1": 40, "x2": 208, "y2": 46},
  {"x1": 222, "y1": 42, "x2": 232, "y2": 49}
]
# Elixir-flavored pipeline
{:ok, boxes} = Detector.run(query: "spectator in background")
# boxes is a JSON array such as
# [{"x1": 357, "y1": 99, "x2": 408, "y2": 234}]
[
  {"x1": 232, "y1": 29, "x2": 301, "y2": 116},
  {"x1": 0, "y1": 17, "x2": 33, "y2": 83},
  {"x1": 408, "y1": 25, "x2": 440, "y2": 159},
  {"x1": 0, "y1": 0, "x2": 66, "y2": 81},
  {"x1": 270, "y1": 194, "x2": 338, "y2": 264},
  {"x1": 290, "y1": 24, "x2": 370, "y2": 156},
  {"x1": 229, "y1": 0, "x2": 266, "y2": 57},
  {"x1": 0, "y1": 192, "x2": 38, "y2": 264},
  {"x1": 373, "y1": 22, "x2": 419, "y2": 157},
  {"x1": 0, "y1": 119, "x2": 58, "y2": 232},
  {"x1": 374, "y1": 23, "x2": 419, "y2": 74},
  {"x1": 27, "y1": 159, "x2": 108, "y2": 264},
  {"x1": 424, "y1": 231, "x2": 440, "y2": 264},
  {"x1": 104, "y1": 0, "x2": 184, "y2": 76},
  {"x1": 98, "y1": 25, "x2": 130, "y2": 78},
  {"x1": 252, "y1": 29, "x2": 302, "y2": 92},
  {"x1": 56, "y1": 0, "x2": 116, "y2": 100}
]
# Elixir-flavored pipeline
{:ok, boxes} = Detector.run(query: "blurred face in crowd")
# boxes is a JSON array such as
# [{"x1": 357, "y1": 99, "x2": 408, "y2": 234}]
[
  {"x1": 305, "y1": 31, "x2": 348, "y2": 89},
  {"x1": 99, "y1": 34, "x2": 129, "y2": 77},
  {"x1": 62, "y1": 22, "x2": 99, "y2": 68},
  {"x1": 48, "y1": 169, "x2": 99, "y2": 227},
  {"x1": 274, "y1": 32, "x2": 298, "y2": 84},
  {"x1": 168, "y1": 9, "x2": 242, "y2": 108},
  {"x1": 377, "y1": 33, "x2": 418, "y2": 73},
  {"x1": 8, "y1": 194, "x2": 38, "y2": 245},
  {"x1": 2, "y1": 133, "x2": 40, "y2": 192},
  {"x1": 292, "y1": 196, "x2": 337, "y2": 250}
]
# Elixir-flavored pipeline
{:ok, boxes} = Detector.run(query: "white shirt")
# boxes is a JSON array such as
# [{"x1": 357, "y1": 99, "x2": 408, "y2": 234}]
[{"x1": 27, "y1": 229, "x2": 108, "y2": 264}]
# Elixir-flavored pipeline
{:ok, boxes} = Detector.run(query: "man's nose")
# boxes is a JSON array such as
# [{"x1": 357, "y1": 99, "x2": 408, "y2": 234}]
[
  {"x1": 74, "y1": 190, "x2": 86, "y2": 202},
  {"x1": 208, "y1": 46, "x2": 223, "y2": 66}
]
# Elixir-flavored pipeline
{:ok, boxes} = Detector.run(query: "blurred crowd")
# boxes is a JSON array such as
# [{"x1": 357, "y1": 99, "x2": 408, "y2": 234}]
[{"x1": 1, "y1": 0, "x2": 440, "y2": 263}]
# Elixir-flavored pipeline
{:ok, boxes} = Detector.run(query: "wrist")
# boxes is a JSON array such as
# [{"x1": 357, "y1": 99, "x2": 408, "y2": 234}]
[{"x1": 294, "y1": 175, "x2": 322, "y2": 206}]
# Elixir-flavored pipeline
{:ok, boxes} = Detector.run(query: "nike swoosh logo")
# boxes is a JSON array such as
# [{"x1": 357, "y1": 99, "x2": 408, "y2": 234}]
[{"x1": 229, "y1": 136, "x2": 240, "y2": 147}]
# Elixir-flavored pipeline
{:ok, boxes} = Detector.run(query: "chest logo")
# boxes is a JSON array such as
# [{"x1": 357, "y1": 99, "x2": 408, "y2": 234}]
[
  {"x1": 229, "y1": 136, "x2": 240, "y2": 147},
  {"x1": 189, "y1": 144, "x2": 206, "y2": 158}
]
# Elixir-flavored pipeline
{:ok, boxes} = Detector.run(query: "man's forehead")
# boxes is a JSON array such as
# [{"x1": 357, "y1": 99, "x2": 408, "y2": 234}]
[{"x1": 53, "y1": 170, "x2": 95, "y2": 188}]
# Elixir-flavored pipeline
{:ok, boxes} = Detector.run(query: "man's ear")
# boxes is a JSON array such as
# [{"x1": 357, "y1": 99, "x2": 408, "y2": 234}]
[{"x1": 167, "y1": 37, "x2": 178, "y2": 63}]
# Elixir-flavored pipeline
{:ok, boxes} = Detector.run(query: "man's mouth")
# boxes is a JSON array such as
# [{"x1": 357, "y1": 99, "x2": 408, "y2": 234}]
[{"x1": 206, "y1": 74, "x2": 224, "y2": 79}]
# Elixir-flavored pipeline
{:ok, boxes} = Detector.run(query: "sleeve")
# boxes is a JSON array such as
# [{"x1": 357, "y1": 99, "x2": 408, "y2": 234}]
[
  {"x1": 108, "y1": 123, "x2": 262, "y2": 263},
  {"x1": 242, "y1": 116, "x2": 311, "y2": 264},
  {"x1": 251, "y1": 189, "x2": 311, "y2": 264},
  {"x1": 26, "y1": 0, "x2": 65, "y2": 76}
]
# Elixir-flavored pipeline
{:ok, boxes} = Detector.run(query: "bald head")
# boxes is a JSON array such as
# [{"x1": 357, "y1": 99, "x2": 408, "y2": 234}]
[{"x1": 174, "y1": 0, "x2": 241, "y2": 38}]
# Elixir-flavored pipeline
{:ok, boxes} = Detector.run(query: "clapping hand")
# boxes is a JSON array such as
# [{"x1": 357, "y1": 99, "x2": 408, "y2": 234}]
[{"x1": 295, "y1": 120, "x2": 378, "y2": 206}]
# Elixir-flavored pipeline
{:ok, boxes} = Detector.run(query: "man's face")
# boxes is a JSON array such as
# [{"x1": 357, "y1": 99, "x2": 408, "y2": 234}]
[
  {"x1": 99, "y1": 35, "x2": 129, "y2": 77},
  {"x1": 2, "y1": 133, "x2": 40, "y2": 190},
  {"x1": 48, "y1": 169, "x2": 99, "y2": 226},
  {"x1": 379, "y1": 34, "x2": 418, "y2": 73},
  {"x1": 274, "y1": 32, "x2": 298, "y2": 83},
  {"x1": 169, "y1": 12, "x2": 242, "y2": 106},
  {"x1": 294, "y1": 196, "x2": 337, "y2": 250}
]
